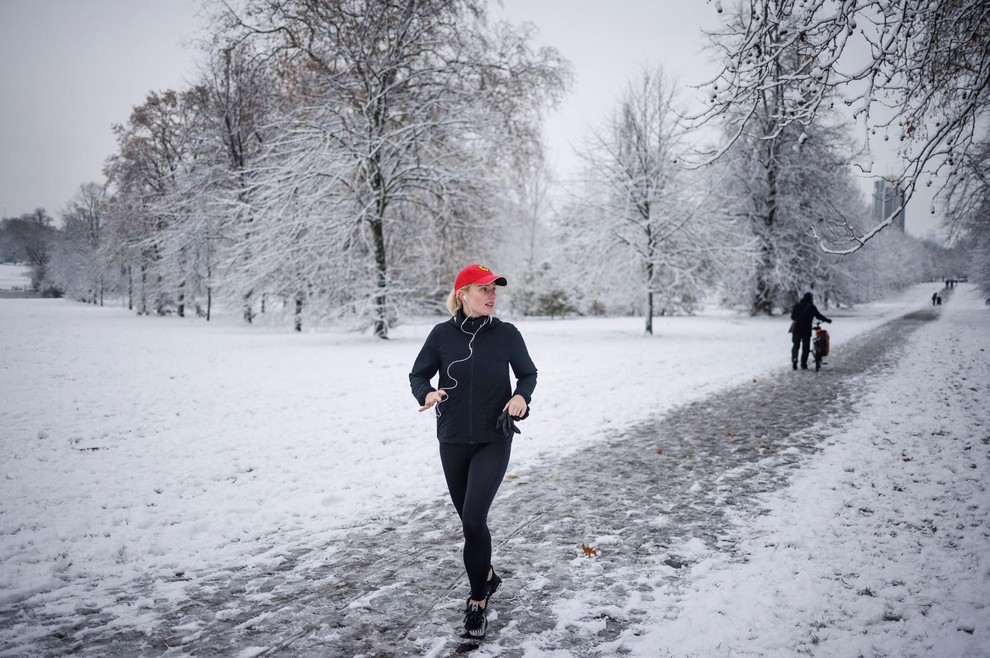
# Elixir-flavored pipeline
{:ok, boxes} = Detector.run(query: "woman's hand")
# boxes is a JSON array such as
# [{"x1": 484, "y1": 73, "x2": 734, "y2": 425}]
[
  {"x1": 419, "y1": 389, "x2": 447, "y2": 412},
  {"x1": 503, "y1": 394, "x2": 527, "y2": 418}
]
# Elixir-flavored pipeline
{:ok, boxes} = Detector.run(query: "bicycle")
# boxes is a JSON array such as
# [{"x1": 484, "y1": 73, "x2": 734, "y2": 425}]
[{"x1": 812, "y1": 321, "x2": 830, "y2": 371}]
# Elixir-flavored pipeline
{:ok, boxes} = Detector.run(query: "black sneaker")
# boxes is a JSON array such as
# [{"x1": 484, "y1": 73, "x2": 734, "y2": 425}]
[
  {"x1": 486, "y1": 569, "x2": 502, "y2": 602},
  {"x1": 463, "y1": 601, "x2": 487, "y2": 638}
]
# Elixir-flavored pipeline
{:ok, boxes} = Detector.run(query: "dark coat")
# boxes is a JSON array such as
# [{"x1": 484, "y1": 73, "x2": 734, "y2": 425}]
[
  {"x1": 410, "y1": 312, "x2": 537, "y2": 444},
  {"x1": 790, "y1": 297, "x2": 830, "y2": 338}
]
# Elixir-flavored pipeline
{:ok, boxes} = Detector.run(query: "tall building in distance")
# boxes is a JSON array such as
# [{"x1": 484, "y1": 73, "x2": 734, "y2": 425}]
[{"x1": 873, "y1": 179, "x2": 906, "y2": 231}]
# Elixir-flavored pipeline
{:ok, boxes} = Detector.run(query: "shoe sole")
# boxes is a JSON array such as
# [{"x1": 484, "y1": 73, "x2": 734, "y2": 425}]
[{"x1": 463, "y1": 617, "x2": 487, "y2": 639}]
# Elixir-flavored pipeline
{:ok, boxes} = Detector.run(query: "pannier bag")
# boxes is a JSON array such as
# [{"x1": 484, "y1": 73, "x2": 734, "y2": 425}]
[{"x1": 815, "y1": 328, "x2": 830, "y2": 357}]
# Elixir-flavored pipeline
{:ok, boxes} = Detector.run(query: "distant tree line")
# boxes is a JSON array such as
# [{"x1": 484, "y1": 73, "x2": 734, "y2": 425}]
[
  {"x1": 8, "y1": 0, "x2": 985, "y2": 333},
  {"x1": 0, "y1": 210, "x2": 61, "y2": 295}
]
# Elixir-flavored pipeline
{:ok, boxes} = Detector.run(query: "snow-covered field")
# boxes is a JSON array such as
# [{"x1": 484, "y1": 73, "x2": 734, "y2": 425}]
[
  {"x1": 0, "y1": 264, "x2": 31, "y2": 291},
  {"x1": 1, "y1": 272, "x2": 987, "y2": 656}
]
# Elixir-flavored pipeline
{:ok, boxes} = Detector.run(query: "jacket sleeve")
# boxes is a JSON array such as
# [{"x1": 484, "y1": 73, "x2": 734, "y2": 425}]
[
  {"x1": 507, "y1": 325, "x2": 537, "y2": 404},
  {"x1": 409, "y1": 328, "x2": 440, "y2": 406},
  {"x1": 813, "y1": 306, "x2": 830, "y2": 323}
]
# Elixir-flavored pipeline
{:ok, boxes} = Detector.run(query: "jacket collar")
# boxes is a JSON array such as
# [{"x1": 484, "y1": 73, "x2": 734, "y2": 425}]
[{"x1": 451, "y1": 310, "x2": 501, "y2": 332}]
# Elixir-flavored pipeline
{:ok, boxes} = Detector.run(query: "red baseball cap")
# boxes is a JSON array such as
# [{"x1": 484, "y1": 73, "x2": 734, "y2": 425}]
[{"x1": 454, "y1": 264, "x2": 507, "y2": 290}]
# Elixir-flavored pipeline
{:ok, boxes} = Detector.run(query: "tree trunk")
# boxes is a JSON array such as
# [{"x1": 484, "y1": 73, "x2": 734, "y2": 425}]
[
  {"x1": 645, "y1": 260, "x2": 654, "y2": 335},
  {"x1": 294, "y1": 294, "x2": 303, "y2": 332},
  {"x1": 753, "y1": 71, "x2": 781, "y2": 316},
  {"x1": 205, "y1": 260, "x2": 212, "y2": 322},
  {"x1": 368, "y1": 136, "x2": 389, "y2": 339},
  {"x1": 645, "y1": 290, "x2": 654, "y2": 335},
  {"x1": 243, "y1": 290, "x2": 254, "y2": 323},
  {"x1": 368, "y1": 76, "x2": 391, "y2": 340},
  {"x1": 645, "y1": 222, "x2": 656, "y2": 335},
  {"x1": 371, "y1": 217, "x2": 388, "y2": 339},
  {"x1": 140, "y1": 262, "x2": 148, "y2": 315},
  {"x1": 757, "y1": 145, "x2": 780, "y2": 315}
]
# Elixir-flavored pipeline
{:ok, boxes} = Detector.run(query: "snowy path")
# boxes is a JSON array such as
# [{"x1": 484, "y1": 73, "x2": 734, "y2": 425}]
[
  {"x1": 1, "y1": 298, "x2": 958, "y2": 657},
  {"x1": 638, "y1": 289, "x2": 989, "y2": 658}
]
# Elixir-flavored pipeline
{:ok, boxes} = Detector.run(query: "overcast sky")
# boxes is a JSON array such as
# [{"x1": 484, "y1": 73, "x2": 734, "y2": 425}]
[
  {"x1": 0, "y1": 0, "x2": 204, "y2": 220},
  {"x1": 0, "y1": 0, "x2": 938, "y2": 238}
]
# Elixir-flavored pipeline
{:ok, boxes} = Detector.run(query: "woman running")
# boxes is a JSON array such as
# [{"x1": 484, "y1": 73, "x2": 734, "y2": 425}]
[{"x1": 409, "y1": 264, "x2": 537, "y2": 639}]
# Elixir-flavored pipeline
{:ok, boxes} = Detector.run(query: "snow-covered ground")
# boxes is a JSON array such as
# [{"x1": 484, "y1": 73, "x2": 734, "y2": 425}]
[
  {"x1": 1, "y1": 275, "x2": 987, "y2": 656},
  {"x1": 632, "y1": 286, "x2": 990, "y2": 657},
  {"x1": 0, "y1": 264, "x2": 31, "y2": 291}
]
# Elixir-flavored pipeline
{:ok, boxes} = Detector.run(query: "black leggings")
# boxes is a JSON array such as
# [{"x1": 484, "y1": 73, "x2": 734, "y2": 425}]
[
  {"x1": 792, "y1": 332, "x2": 811, "y2": 365},
  {"x1": 438, "y1": 441, "x2": 511, "y2": 601}
]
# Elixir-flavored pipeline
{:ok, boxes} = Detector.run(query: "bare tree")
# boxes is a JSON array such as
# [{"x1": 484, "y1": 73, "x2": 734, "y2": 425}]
[
  {"x1": 698, "y1": 0, "x2": 989, "y2": 253},
  {"x1": 5, "y1": 209, "x2": 57, "y2": 293},
  {"x1": 576, "y1": 67, "x2": 705, "y2": 333}
]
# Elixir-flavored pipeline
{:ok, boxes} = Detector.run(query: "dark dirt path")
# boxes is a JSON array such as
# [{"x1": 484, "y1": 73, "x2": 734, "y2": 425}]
[{"x1": 0, "y1": 305, "x2": 942, "y2": 657}]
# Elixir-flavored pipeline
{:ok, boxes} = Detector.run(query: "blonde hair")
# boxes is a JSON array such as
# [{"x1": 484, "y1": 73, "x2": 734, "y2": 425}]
[{"x1": 445, "y1": 287, "x2": 466, "y2": 315}]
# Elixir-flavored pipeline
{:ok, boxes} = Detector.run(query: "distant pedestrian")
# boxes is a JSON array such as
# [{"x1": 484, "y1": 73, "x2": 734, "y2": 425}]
[
  {"x1": 409, "y1": 264, "x2": 537, "y2": 640},
  {"x1": 937, "y1": 295, "x2": 942, "y2": 306},
  {"x1": 932, "y1": 291, "x2": 938, "y2": 306},
  {"x1": 790, "y1": 292, "x2": 831, "y2": 370}
]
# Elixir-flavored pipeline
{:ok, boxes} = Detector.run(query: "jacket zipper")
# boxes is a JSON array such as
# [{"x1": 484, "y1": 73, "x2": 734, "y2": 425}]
[{"x1": 468, "y1": 333, "x2": 475, "y2": 437}]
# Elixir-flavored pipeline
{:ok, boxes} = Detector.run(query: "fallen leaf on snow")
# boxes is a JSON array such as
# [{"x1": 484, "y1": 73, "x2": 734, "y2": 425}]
[{"x1": 579, "y1": 543, "x2": 600, "y2": 557}]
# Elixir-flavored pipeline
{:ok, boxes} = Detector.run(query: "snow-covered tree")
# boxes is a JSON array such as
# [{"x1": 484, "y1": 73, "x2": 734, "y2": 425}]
[
  {"x1": 700, "y1": 7, "x2": 871, "y2": 314},
  {"x1": 211, "y1": 0, "x2": 569, "y2": 337},
  {"x1": 941, "y1": 136, "x2": 990, "y2": 296},
  {"x1": 146, "y1": 41, "x2": 281, "y2": 323},
  {"x1": 573, "y1": 67, "x2": 709, "y2": 333},
  {"x1": 494, "y1": 155, "x2": 564, "y2": 316},
  {"x1": 699, "y1": 0, "x2": 990, "y2": 253},
  {"x1": 50, "y1": 183, "x2": 108, "y2": 304},
  {"x1": 194, "y1": 39, "x2": 278, "y2": 323},
  {"x1": 103, "y1": 89, "x2": 204, "y2": 315}
]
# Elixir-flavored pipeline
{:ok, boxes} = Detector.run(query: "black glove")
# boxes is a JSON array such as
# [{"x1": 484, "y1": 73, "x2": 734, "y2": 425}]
[
  {"x1": 496, "y1": 410, "x2": 521, "y2": 439},
  {"x1": 826, "y1": 318, "x2": 832, "y2": 323}
]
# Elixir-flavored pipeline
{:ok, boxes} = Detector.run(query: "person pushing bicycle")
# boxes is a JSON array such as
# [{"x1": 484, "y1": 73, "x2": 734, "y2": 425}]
[{"x1": 789, "y1": 292, "x2": 831, "y2": 370}]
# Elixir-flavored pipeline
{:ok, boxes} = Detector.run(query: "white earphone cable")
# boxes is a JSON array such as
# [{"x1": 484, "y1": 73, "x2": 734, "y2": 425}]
[{"x1": 435, "y1": 313, "x2": 491, "y2": 418}]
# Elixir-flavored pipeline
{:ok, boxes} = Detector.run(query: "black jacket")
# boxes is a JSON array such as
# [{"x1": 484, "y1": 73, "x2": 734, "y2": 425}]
[
  {"x1": 410, "y1": 312, "x2": 537, "y2": 444},
  {"x1": 790, "y1": 298, "x2": 830, "y2": 337}
]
